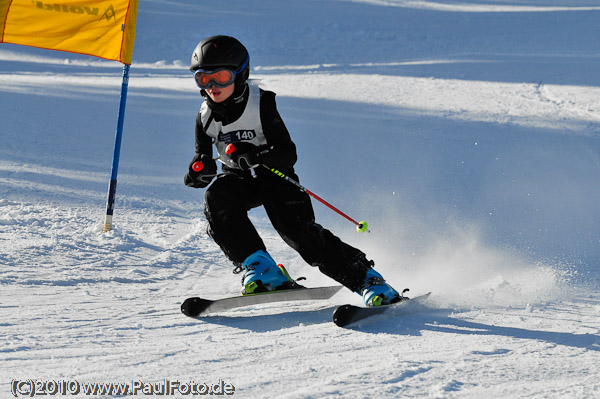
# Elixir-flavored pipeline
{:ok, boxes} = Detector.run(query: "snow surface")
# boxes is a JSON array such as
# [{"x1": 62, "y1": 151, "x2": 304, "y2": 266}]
[{"x1": 1, "y1": 0, "x2": 599, "y2": 398}]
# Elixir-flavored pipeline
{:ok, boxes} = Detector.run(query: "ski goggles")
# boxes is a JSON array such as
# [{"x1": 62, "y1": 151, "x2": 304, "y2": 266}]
[{"x1": 193, "y1": 57, "x2": 249, "y2": 89}]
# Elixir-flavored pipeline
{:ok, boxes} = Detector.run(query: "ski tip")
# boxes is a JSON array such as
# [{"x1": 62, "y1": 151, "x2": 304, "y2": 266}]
[
  {"x1": 181, "y1": 297, "x2": 212, "y2": 318},
  {"x1": 332, "y1": 304, "x2": 357, "y2": 327},
  {"x1": 416, "y1": 292, "x2": 432, "y2": 301}
]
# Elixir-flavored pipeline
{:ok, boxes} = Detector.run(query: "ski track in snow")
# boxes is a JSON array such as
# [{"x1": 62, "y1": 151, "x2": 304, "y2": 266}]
[{"x1": 2, "y1": 0, "x2": 600, "y2": 397}]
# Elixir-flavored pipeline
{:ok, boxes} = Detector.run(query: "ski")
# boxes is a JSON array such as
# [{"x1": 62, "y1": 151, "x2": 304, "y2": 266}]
[
  {"x1": 181, "y1": 285, "x2": 343, "y2": 318},
  {"x1": 332, "y1": 292, "x2": 431, "y2": 327}
]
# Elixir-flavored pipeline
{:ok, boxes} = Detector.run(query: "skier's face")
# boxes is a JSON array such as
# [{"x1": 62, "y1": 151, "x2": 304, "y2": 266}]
[{"x1": 206, "y1": 83, "x2": 235, "y2": 103}]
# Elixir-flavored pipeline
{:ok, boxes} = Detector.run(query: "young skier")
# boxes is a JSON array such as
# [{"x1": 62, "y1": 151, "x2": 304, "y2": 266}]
[{"x1": 184, "y1": 35, "x2": 402, "y2": 306}]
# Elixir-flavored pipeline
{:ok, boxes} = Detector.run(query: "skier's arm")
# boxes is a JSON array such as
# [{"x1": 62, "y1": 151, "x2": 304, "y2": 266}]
[
  {"x1": 184, "y1": 111, "x2": 216, "y2": 188},
  {"x1": 194, "y1": 111, "x2": 213, "y2": 156},
  {"x1": 259, "y1": 91, "x2": 297, "y2": 170}
]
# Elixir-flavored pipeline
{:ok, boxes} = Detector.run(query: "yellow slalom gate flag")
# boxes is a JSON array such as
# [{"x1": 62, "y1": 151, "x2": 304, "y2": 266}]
[{"x1": 0, "y1": 0, "x2": 138, "y2": 64}]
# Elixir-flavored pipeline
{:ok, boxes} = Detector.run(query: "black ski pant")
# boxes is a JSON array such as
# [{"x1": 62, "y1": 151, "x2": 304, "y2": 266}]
[{"x1": 203, "y1": 172, "x2": 371, "y2": 292}]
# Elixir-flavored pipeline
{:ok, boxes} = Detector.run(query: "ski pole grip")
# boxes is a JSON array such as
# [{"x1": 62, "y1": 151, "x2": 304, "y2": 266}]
[
  {"x1": 192, "y1": 162, "x2": 204, "y2": 172},
  {"x1": 225, "y1": 143, "x2": 236, "y2": 154}
]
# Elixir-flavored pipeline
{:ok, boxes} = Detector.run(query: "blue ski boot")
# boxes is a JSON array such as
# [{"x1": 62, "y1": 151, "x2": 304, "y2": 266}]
[
  {"x1": 240, "y1": 250, "x2": 298, "y2": 295},
  {"x1": 357, "y1": 269, "x2": 402, "y2": 306}
]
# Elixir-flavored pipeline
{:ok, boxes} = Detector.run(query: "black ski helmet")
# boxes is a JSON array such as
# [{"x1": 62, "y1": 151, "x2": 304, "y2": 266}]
[{"x1": 190, "y1": 35, "x2": 250, "y2": 89}]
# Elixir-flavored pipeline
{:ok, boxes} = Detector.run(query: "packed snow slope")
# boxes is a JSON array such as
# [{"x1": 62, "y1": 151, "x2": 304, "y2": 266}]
[{"x1": 1, "y1": 0, "x2": 599, "y2": 398}]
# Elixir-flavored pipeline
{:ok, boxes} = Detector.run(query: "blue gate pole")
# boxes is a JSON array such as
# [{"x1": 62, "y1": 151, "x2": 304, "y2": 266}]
[{"x1": 103, "y1": 64, "x2": 130, "y2": 233}]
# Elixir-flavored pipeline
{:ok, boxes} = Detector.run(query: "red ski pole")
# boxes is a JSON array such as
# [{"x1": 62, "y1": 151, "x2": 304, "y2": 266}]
[{"x1": 225, "y1": 143, "x2": 369, "y2": 233}]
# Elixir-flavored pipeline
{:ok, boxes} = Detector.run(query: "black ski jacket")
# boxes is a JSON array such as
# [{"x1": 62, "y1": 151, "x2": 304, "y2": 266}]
[{"x1": 193, "y1": 84, "x2": 298, "y2": 179}]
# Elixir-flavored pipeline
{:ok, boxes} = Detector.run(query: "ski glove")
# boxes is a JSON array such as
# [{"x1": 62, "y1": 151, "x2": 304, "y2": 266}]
[
  {"x1": 230, "y1": 142, "x2": 263, "y2": 170},
  {"x1": 184, "y1": 153, "x2": 217, "y2": 188}
]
